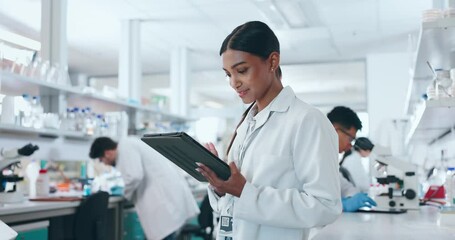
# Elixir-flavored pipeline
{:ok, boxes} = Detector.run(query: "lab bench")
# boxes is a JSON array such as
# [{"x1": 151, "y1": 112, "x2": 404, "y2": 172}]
[
  {"x1": 312, "y1": 206, "x2": 455, "y2": 240},
  {"x1": 0, "y1": 196, "x2": 124, "y2": 240}
]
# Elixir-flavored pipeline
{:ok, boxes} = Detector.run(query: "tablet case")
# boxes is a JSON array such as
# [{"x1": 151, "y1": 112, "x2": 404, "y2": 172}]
[
  {"x1": 357, "y1": 208, "x2": 407, "y2": 214},
  {"x1": 141, "y1": 132, "x2": 231, "y2": 182}
]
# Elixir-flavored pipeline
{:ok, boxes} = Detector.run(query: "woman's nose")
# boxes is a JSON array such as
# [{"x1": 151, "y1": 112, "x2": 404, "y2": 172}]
[{"x1": 230, "y1": 76, "x2": 241, "y2": 89}]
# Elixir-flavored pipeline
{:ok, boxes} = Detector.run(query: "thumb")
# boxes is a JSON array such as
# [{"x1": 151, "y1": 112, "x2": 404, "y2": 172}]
[{"x1": 229, "y1": 161, "x2": 239, "y2": 174}]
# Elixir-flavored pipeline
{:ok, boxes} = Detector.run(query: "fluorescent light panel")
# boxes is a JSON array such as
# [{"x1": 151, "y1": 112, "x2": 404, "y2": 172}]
[
  {"x1": 253, "y1": 0, "x2": 288, "y2": 29},
  {"x1": 273, "y1": 0, "x2": 306, "y2": 28}
]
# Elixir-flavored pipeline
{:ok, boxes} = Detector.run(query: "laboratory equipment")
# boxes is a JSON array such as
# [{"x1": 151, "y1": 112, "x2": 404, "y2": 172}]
[
  {"x1": 368, "y1": 145, "x2": 420, "y2": 210},
  {"x1": 0, "y1": 143, "x2": 39, "y2": 203}
]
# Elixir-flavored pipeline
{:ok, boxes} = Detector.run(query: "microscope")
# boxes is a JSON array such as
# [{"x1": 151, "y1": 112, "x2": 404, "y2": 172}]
[
  {"x1": 355, "y1": 139, "x2": 420, "y2": 210},
  {"x1": 0, "y1": 143, "x2": 39, "y2": 203}
]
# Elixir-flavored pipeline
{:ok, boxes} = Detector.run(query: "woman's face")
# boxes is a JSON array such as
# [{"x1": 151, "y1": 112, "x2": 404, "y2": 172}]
[{"x1": 222, "y1": 49, "x2": 281, "y2": 110}]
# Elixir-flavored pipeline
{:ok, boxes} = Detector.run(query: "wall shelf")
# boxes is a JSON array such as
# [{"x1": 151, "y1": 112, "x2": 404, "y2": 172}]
[
  {"x1": 405, "y1": 98, "x2": 455, "y2": 145},
  {"x1": 0, "y1": 123, "x2": 96, "y2": 140},
  {"x1": 405, "y1": 18, "x2": 455, "y2": 146},
  {"x1": 0, "y1": 71, "x2": 190, "y2": 123},
  {"x1": 407, "y1": 18, "x2": 455, "y2": 114}
]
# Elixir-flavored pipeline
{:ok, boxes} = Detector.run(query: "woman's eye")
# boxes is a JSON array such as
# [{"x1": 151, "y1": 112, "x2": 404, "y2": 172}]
[{"x1": 238, "y1": 68, "x2": 247, "y2": 74}]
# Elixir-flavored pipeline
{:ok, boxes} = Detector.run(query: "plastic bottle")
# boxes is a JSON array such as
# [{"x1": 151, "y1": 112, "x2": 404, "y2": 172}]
[
  {"x1": 26, "y1": 160, "x2": 40, "y2": 198},
  {"x1": 84, "y1": 107, "x2": 95, "y2": 135},
  {"x1": 31, "y1": 96, "x2": 44, "y2": 129},
  {"x1": 36, "y1": 169, "x2": 50, "y2": 197},
  {"x1": 83, "y1": 181, "x2": 92, "y2": 197},
  {"x1": 20, "y1": 94, "x2": 33, "y2": 127},
  {"x1": 445, "y1": 167, "x2": 455, "y2": 206},
  {"x1": 67, "y1": 108, "x2": 76, "y2": 131},
  {"x1": 80, "y1": 161, "x2": 87, "y2": 179}
]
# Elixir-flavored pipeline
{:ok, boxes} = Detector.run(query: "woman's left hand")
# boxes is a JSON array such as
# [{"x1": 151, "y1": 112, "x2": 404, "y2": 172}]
[{"x1": 196, "y1": 161, "x2": 246, "y2": 198}]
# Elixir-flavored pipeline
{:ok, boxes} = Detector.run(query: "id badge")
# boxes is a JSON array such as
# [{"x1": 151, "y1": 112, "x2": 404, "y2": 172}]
[{"x1": 218, "y1": 215, "x2": 233, "y2": 238}]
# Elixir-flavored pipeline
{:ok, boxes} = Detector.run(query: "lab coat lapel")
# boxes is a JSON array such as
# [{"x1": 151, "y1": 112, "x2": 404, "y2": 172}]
[
  {"x1": 235, "y1": 117, "x2": 249, "y2": 144},
  {"x1": 254, "y1": 86, "x2": 293, "y2": 130}
]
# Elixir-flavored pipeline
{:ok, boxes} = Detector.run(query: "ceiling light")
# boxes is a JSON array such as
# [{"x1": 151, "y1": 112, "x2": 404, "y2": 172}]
[
  {"x1": 273, "y1": 0, "x2": 306, "y2": 28},
  {"x1": 253, "y1": 0, "x2": 288, "y2": 29}
]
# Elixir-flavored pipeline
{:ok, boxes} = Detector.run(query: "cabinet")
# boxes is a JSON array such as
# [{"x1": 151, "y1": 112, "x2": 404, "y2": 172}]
[
  {"x1": 12, "y1": 221, "x2": 49, "y2": 240},
  {"x1": 123, "y1": 208, "x2": 145, "y2": 240},
  {"x1": 405, "y1": 18, "x2": 455, "y2": 145},
  {"x1": 0, "y1": 70, "x2": 189, "y2": 139}
]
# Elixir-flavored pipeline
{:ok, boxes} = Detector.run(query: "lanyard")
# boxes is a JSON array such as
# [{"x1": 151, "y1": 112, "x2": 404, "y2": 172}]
[
  {"x1": 236, "y1": 117, "x2": 258, "y2": 171},
  {"x1": 226, "y1": 112, "x2": 262, "y2": 215}
]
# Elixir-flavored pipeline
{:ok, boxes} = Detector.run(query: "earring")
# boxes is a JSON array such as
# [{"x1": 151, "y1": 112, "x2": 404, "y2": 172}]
[{"x1": 271, "y1": 68, "x2": 274, "y2": 72}]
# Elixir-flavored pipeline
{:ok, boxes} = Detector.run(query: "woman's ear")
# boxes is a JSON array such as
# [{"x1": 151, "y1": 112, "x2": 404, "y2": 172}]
[{"x1": 269, "y1": 52, "x2": 280, "y2": 72}]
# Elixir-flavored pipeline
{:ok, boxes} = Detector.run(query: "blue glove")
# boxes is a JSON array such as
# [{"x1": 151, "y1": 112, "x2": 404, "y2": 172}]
[{"x1": 342, "y1": 193, "x2": 377, "y2": 212}]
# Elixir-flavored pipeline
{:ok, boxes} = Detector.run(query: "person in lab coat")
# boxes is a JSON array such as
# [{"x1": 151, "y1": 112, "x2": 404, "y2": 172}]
[
  {"x1": 89, "y1": 137, "x2": 200, "y2": 240},
  {"x1": 339, "y1": 137, "x2": 373, "y2": 193},
  {"x1": 196, "y1": 21, "x2": 342, "y2": 240},
  {"x1": 326, "y1": 106, "x2": 377, "y2": 212}
]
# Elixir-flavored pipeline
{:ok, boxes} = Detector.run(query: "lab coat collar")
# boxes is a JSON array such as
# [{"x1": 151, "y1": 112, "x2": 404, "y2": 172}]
[
  {"x1": 268, "y1": 86, "x2": 293, "y2": 113},
  {"x1": 245, "y1": 86, "x2": 294, "y2": 131}
]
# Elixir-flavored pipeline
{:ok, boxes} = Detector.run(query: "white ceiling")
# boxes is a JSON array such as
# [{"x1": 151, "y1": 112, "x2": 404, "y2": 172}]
[{"x1": 0, "y1": 0, "x2": 432, "y2": 113}]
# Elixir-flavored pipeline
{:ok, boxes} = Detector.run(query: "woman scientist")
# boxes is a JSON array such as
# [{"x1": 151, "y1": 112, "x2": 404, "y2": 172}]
[{"x1": 196, "y1": 21, "x2": 342, "y2": 240}]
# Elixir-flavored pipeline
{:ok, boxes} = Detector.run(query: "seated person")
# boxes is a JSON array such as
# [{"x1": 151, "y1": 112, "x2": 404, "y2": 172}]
[
  {"x1": 327, "y1": 106, "x2": 377, "y2": 212},
  {"x1": 339, "y1": 137, "x2": 374, "y2": 193}
]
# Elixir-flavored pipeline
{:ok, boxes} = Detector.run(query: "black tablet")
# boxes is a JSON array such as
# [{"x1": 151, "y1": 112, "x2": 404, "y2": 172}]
[
  {"x1": 141, "y1": 132, "x2": 231, "y2": 182},
  {"x1": 357, "y1": 208, "x2": 407, "y2": 214}
]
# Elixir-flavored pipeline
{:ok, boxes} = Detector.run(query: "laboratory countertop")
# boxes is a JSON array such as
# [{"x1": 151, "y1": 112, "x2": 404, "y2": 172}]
[
  {"x1": 0, "y1": 194, "x2": 125, "y2": 240},
  {"x1": 0, "y1": 196, "x2": 123, "y2": 216},
  {"x1": 312, "y1": 206, "x2": 455, "y2": 240}
]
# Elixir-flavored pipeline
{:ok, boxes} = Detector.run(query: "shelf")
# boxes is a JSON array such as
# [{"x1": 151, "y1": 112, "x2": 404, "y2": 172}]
[
  {"x1": 413, "y1": 18, "x2": 455, "y2": 81},
  {"x1": 0, "y1": 71, "x2": 80, "y2": 96},
  {"x1": 0, "y1": 71, "x2": 190, "y2": 123},
  {"x1": 407, "y1": 18, "x2": 455, "y2": 114},
  {"x1": 405, "y1": 98, "x2": 455, "y2": 145},
  {"x1": 0, "y1": 123, "x2": 95, "y2": 140}
]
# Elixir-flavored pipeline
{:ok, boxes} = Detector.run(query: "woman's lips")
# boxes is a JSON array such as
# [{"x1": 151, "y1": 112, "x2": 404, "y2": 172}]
[{"x1": 238, "y1": 89, "x2": 248, "y2": 98}]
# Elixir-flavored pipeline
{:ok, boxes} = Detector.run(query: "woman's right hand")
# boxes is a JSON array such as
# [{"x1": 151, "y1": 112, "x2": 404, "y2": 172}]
[
  {"x1": 197, "y1": 161, "x2": 246, "y2": 198},
  {"x1": 203, "y1": 142, "x2": 226, "y2": 196}
]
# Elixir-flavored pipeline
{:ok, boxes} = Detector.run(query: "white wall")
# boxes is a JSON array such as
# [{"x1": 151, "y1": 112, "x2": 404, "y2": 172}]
[{"x1": 366, "y1": 52, "x2": 410, "y2": 155}]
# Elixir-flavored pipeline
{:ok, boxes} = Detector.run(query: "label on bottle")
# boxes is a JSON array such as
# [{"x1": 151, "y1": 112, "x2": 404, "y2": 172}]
[{"x1": 35, "y1": 174, "x2": 49, "y2": 197}]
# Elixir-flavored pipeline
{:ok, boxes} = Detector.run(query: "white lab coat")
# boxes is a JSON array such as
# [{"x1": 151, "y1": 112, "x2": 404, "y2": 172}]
[
  {"x1": 341, "y1": 151, "x2": 370, "y2": 193},
  {"x1": 339, "y1": 174, "x2": 359, "y2": 198},
  {"x1": 116, "y1": 137, "x2": 200, "y2": 240},
  {"x1": 208, "y1": 86, "x2": 342, "y2": 240}
]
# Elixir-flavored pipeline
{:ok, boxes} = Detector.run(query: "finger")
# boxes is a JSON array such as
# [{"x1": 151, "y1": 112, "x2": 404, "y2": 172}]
[
  {"x1": 367, "y1": 198, "x2": 377, "y2": 206},
  {"x1": 196, "y1": 167, "x2": 216, "y2": 184},
  {"x1": 197, "y1": 163, "x2": 224, "y2": 185},
  {"x1": 196, "y1": 163, "x2": 215, "y2": 177},
  {"x1": 207, "y1": 142, "x2": 215, "y2": 151},
  {"x1": 196, "y1": 162, "x2": 213, "y2": 174},
  {"x1": 229, "y1": 161, "x2": 239, "y2": 174},
  {"x1": 359, "y1": 202, "x2": 369, "y2": 208},
  {"x1": 196, "y1": 163, "x2": 216, "y2": 182},
  {"x1": 207, "y1": 142, "x2": 219, "y2": 156}
]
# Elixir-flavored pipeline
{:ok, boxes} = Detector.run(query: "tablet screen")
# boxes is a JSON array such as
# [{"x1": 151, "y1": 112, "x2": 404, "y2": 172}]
[{"x1": 141, "y1": 132, "x2": 231, "y2": 182}]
